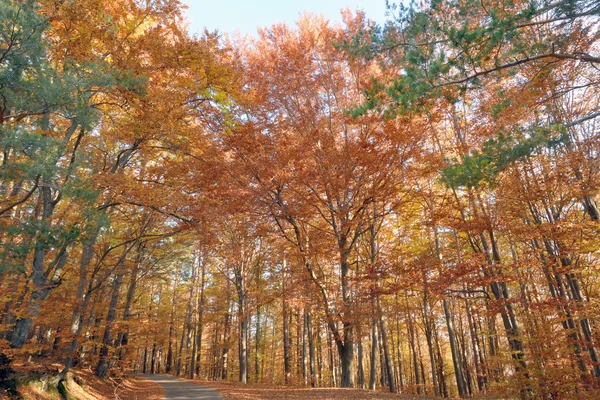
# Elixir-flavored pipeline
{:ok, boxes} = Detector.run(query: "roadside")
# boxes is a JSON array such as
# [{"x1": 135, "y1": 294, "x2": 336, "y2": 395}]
[{"x1": 2, "y1": 361, "x2": 165, "y2": 400}]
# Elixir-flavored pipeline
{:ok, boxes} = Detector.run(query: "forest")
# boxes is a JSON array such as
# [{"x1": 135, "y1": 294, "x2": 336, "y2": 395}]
[{"x1": 1, "y1": 0, "x2": 600, "y2": 399}]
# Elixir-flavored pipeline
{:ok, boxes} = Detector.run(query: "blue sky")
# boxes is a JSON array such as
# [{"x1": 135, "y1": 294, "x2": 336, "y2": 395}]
[{"x1": 182, "y1": 0, "x2": 390, "y2": 37}]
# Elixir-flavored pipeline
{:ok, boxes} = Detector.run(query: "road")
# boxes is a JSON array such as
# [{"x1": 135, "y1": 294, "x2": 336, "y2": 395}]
[{"x1": 142, "y1": 374, "x2": 223, "y2": 400}]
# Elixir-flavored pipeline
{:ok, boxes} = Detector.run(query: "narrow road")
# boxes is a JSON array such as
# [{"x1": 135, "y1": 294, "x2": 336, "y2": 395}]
[{"x1": 142, "y1": 374, "x2": 223, "y2": 400}]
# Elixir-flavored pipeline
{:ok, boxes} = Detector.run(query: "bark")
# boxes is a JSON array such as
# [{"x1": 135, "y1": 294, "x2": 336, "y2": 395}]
[
  {"x1": 60, "y1": 234, "x2": 97, "y2": 378},
  {"x1": 283, "y1": 296, "x2": 291, "y2": 384},
  {"x1": 9, "y1": 122, "x2": 80, "y2": 348},
  {"x1": 407, "y1": 305, "x2": 421, "y2": 394},
  {"x1": 221, "y1": 302, "x2": 231, "y2": 379},
  {"x1": 177, "y1": 260, "x2": 198, "y2": 376},
  {"x1": 422, "y1": 278, "x2": 440, "y2": 397},
  {"x1": 369, "y1": 312, "x2": 378, "y2": 390},
  {"x1": 307, "y1": 310, "x2": 316, "y2": 387},
  {"x1": 357, "y1": 321, "x2": 365, "y2": 389},
  {"x1": 254, "y1": 306, "x2": 261, "y2": 382},
  {"x1": 302, "y1": 309, "x2": 308, "y2": 383},
  {"x1": 465, "y1": 292, "x2": 486, "y2": 392},
  {"x1": 117, "y1": 252, "x2": 141, "y2": 359},
  {"x1": 327, "y1": 326, "x2": 337, "y2": 387},
  {"x1": 10, "y1": 193, "x2": 62, "y2": 348},
  {"x1": 234, "y1": 263, "x2": 248, "y2": 383},
  {"x1": 239, "y1": 310, "x2": 248, "y2": 383},
  {"x1": 379, "y1": 314, "x2": 396, "y2": 393},
  {"x1": 96, "y1": 272, "x2": 124, "y2": 378},
  {"x1": 443, "y1": 299, "x2": 468, "y2": 397},
  {"x1": 194, "y1": 263, "x2": 206, "y2": 378},
  {"x1": 166, "y1": 272, "x2": 179, "y2": 374}
]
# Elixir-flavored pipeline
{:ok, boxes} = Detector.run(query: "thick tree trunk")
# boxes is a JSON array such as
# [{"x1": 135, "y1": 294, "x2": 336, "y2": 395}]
[{"x1": 337, "y1": 328, "x2": 354, "y2": 388}]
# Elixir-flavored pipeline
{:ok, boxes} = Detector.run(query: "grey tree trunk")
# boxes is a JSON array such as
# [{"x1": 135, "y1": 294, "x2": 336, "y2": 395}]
[
  {"x1": 307, "y1": 310, "x2": 316, "y2": 387},
  {"x1": 166, "y1": 272, "x2": 179, "y2": 374},
  {"x1": 378, "y1": 312, "x2": 396, "y2": 392},
  {"x1": 60, "y1": 234, "x2": 97, "y2": 378},
  {"x1": 254, "y1": 306, "x2": 261, "y2": 382},
  {"x1": 239, "y1": 311, "x2": 248, "y2": 383},
  {"x1": 96, "y1": 272, "x2": 124, "y2": 378},
  {"x1": 369, "y1": 314, "x2": 378, "y2": 390},
  {"x1": 283, "y1": 268, "x2": 291, "y2": 384},
  {"x1": 443, "y1": 299, "x2": 468, "y2": 397},
  {"x1": 194, "y1": 262, "x2": 207, "y2": 378}
]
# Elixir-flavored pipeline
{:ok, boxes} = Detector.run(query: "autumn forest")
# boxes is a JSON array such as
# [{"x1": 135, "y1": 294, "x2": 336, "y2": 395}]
[{"x1": 1, "y1": 0, "x2": 600, "y2": 399}]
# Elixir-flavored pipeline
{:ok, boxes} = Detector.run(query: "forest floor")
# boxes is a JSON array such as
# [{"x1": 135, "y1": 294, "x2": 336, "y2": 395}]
[
  {"x1": 5, "y1": 361, "x2": 165, "y2": 400},
  {"x1": 186, "y1": 379, "x2": 434, "y2": 399}
]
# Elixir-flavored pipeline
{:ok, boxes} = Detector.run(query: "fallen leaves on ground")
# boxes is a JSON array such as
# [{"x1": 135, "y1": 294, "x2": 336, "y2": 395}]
[
  {"x1": 10, "y1": 362, "x2": 165, "y2": 400},
  {"x1": 186, "y1": 380, "x2": 429, "y2": 400}
]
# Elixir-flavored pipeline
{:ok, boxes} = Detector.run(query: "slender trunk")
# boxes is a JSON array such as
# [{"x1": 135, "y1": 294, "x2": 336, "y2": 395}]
[
  {"x1": 221, "y1": 302, "x2": 231, "y2": 380},
  {"x1": 444, "y1": 299, "x2": 468, "y2": 397},
  {"x1": 379, "y1": 314, "x2": 396, "y2": 393},
  {"x1": 117, "y1": 256, "x2": 140, "y2": 360},
  {"x1": 195, "y1": 266, "x2": 206, "y2": 377},
  {"x1": 96, "y1": 272, "x2": 124, "y2": 378},
  {"x1": 357, "y1": 321, "x2": 365, "y2": 389},
  {"x1": 302, "y1": 309, "x2": 308, "y2": 384},
  {"x1": 369, "y1": 313, "x2": 378, "y2": 390},
  {"x1": 239, "y1": 309, "x2": 248, "y2": 383},
  {"x1": 166, "y1": 273, "x2": 179, "y2": 374},
  {"x1": 283, "y1": 297, "x2": 291, "y2": 384},
  {"x1": 407, "y1": 307, "x2": 421, "y2": 394},
  {"x1": 150, "y1": 343, "x2": 157, "y2": 374},
  {"x1": 307, "y1": 310, "x2": 316, "y2": 387},
  {"x1": 60, "y1": 234, "x2": 97, "y2": 377},
  {"x1": 254, "y1": 305, "x2": 261, "y2": 382},
  {"x1": 327, "y1": 325, "x2": 337, "y2": 387},
  {"x1": 177, "y1": 261, "x2": 197, "y2": 376}
]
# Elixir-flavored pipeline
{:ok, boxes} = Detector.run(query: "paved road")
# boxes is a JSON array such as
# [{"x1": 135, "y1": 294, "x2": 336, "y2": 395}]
[{"x1": 141, "y1": 374, "x2": 223, "y2": 399}]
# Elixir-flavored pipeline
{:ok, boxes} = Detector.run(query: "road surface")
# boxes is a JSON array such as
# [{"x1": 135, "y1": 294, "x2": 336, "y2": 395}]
[{"x1": 142, "y1": 374, "x2": 223, "y2": 400}]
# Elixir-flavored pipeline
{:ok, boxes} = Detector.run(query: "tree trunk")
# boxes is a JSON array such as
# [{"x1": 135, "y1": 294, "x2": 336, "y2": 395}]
[
  {"x1": 307, "y1": 310, "x2": 316, "y2": 387},
  {"x1": 283, "y1": 296, "x2": 291, "y2": 384},
  {"x1": 357, "y1": 321, "x2": 365, "y2": 389},
  {"x1": 254, "y1": 305, "x2": 261, "y2": 382},
  {"x1": 96, "y1": 272, "x2": 124, "y2": 378},
  {"x1": 369, "y1": 313, "x2": 378, "y2": 390},
  {"x1": 443, "y1": 299, "x2": 468, "y2": 397},
  {"x1": 377, "y1": 298, "x2": 396, "y2": 393}
]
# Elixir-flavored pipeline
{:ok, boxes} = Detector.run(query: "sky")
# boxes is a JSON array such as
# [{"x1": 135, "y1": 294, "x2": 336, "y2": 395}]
[{"x1": 182, "y1": 0, "x2": 390, "y2": 37}]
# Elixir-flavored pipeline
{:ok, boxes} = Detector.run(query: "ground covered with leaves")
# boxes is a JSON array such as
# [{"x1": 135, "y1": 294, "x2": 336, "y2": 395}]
[
  {"x1": 190, "y1": 380, "x2": 430, "y2": 400},
  {"x1": 3, "y1": 361, "x2": 164, "y2": 400}
]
